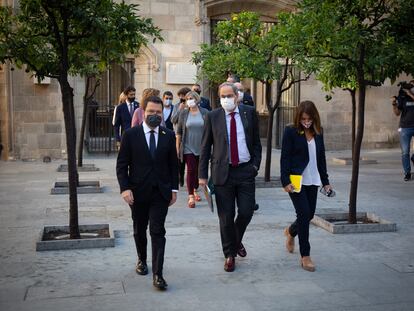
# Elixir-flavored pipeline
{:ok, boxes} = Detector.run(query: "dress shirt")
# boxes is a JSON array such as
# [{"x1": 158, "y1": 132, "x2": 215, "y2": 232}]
[
  {"x1": 163, "y1": 106, "x2": 172, "y2": 121},
  {"x1": 142, "y1": 121, "x2": 178, "y2": 193},
  {"x1": 302, "y1": 138, "x2": 322, "y2": 186},
  {"x1": 126, "y1": 100, "x2": 135, "y2": 115},
  {"x1": 225, "y1": 106, "x2": 251, "y2": 164}
]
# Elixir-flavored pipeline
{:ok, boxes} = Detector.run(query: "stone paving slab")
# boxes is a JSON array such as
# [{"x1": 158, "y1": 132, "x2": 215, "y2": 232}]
[{"x1": 0, "y1": 148, "x2": 413, "y2": 310}]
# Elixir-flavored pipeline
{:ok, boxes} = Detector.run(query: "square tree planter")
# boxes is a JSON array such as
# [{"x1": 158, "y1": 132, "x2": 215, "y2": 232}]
[
  {"x1": 332, "y1": 157, "x2": 378, "y2": 165},
  {"x1": 50, "y1": 180, "x2": 103, "y2": 194},
  {"x1": 255, "y1": 176, "x2": 282, "y2": 188},
  {"x1": 311, "y1": 212, "x2": 397, "y2": 234},
  {"x1": 57, "y1": 164, "x2": 99, "y2": 172},
  {"x1": 36, "y1": 224, "x2": 115, "y2": 251}
]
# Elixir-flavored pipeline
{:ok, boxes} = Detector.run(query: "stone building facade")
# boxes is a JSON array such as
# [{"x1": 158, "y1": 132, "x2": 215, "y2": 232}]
[{"x1": 0, "y1": 0, "x2": 406, "y2": 161}]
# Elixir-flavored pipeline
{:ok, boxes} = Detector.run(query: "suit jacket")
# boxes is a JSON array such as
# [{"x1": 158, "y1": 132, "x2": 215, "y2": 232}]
[
  {"x1": 241, "y1": 93, "x2": 255, "y2": 107},
  {"x1": 116, "y1": 124, "x2": 179, "y2": 202},
  {"x1": 164, "y1": 105, "x2": 175, "y2": 131},
  {"x1": 114, "y1": 101, "x2": 139, "y2": 141},
  {"x1": 176, "y1": 107, "x2": 209, "y2": 162},
  {"x1": 200, "y1": 97, "x2": 211, "y2": 111},
  {"x1": 199, "y1": 104, "x2": 262, "y2": 186},
  {"x1": 280, "y1": 125, "x2": 329, "y2": 188}
]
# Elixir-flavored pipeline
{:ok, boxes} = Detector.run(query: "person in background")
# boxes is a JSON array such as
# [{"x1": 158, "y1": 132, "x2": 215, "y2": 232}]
[
  {"x1": 172, "y1": 87, "x2": 192, "y2": 187},
  {"x1": 114, "y1": 86, "x2": 139, "y2": 148},
  {"x1": 391, "y1": 80, "x2": 414, "y2": 181},
  {"x1": 162, "y1": 91, "x2": 175, "y2": 131},
  {"x1": 234, "y1": 82, "x2": 255, "y2": 107},
  {"x1": 113, "y1": 93, "x2": 127, "y2": 150},
  {"x1": 131, "y1": 88, "x2": 161, "y2": 127},
  {"x1": 116, "y1": 96, "x2": 178, "y2": 290},
  {"x1": 199, "y1": 82, "x2": 262, "y2": 272},
  {"x1": 280, "y1": 100, "x2": 332, "y2": 272},
  {"x1": 176, "y1": 91, "x2": 208, "y2": 208},
  {"x1": 192, "y1": 83, "x2": 211, "y2": 111}
]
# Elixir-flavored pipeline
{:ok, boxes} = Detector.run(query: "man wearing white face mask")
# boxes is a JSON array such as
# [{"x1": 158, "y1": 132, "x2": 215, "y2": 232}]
[
  {"x1": 199, "y1": 82, "x2": 262, "y2": 272},
  {"x1": 176, "y1": 91, "x2": 209, "y2": 208},
  {"x1": 162, "y1": 91, "x2": 175, "y2": 131}
]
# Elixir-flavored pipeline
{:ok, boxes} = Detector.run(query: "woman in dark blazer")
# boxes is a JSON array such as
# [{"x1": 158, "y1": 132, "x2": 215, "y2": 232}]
[
  {"x1": 280, "y1": 100, "x2": 332, "y2": 272},
  {"x1": 176, "y1": 91, "x2": 208, "y2": 208}
]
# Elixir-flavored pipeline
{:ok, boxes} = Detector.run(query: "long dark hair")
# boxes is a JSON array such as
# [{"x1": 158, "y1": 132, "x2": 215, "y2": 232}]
[{"x1": 293, "y1": 100, "x2": 322, "y2": 135}]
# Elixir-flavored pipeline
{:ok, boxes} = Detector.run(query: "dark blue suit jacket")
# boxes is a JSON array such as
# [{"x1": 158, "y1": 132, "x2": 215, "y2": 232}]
[
  {"x1": 200, "y1": 97, "x2": 211, "y2": 111},
  {"x1": 280, "y1": 125, "x2": 329, "y2": 188},
  {"x1": 241, "y1": 93, "x2": 254, "y2": 107},
  {"x1": 114, "y1": 101, "x2": 139, "y2": 141}
]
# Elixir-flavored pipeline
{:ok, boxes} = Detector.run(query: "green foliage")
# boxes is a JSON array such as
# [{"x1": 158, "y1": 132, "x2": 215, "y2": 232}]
[
  {"x1": 0, "y1": 0, "x2": 163, "y2": 80},
  {"x1": 280, "y1": 0, "x2": 414, "y2": 91}
]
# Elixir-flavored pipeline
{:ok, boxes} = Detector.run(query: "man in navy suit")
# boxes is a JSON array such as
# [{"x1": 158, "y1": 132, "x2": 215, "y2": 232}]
[
  {"x1": 114, "y1": 86, "x2": 139, "y2": 145},
  {"x1": 192, "y1": 84, "x2": 211, "y2": 111},
  {"x1": 116, "y1": 96, "x2": 178, "y2": 290}
]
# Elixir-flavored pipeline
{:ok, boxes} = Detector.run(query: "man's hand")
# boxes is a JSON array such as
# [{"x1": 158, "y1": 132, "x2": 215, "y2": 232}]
[
  {"x1": 116, "y1": 141, "x2": 121, "y2": 151},
  {"x1": 121, "y1": 190, "x2": 134, "y2": 205},
  {"x1": 179, "y1": 103, "x2": 186, "y2": 110},
  {"x1": 199, "y1": 178, "x2": 207, "y2": 188},
  {"x1": 169, "y1": 192, "x2": 177, "y2": 206}
]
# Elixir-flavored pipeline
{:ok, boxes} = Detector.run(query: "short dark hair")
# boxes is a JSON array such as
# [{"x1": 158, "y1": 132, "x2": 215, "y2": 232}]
[
  {"x1": 177, "y1": 87, "x2": 191, "y2": 96},
  {"x1": 143, "y1": 96, "x2": 163, "y2": 111},
  {"x1": 192, "y1": 83, "x2": 201, "y2": 88},
  {"x1": 163, "y1": 91, "x2": 173, "y2": 98},
  {"x1": 123, "y1": 85, "x2": 136, "y2": 95}
]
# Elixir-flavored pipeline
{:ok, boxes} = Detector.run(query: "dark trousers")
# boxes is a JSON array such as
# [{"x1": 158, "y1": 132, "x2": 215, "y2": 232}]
[
  {"x1": 288, "y1": 185, "x2": 319, "y2": 257},
  {"x1": 179, "y1": 160, "x2": 185, "y2": 186},
  {"x1": 183, "y1": 153, "x2": 199, "y2": 195},
  {"x1": 214, "y1": 163, "x2": 256, "y2": 258},
  {"x1": 130, "y1": 187, "x2": 169, "y2": 276}
]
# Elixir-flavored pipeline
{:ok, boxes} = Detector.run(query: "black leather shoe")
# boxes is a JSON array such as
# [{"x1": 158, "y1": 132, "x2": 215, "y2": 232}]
[
  {"x1": 254, "y1": 203, "x2": 259, "y2": 211},
  {"x1": 404, "y1": 173, "x2": 411, "y2": 181},
  {"x1": 153, "y1": 275, "x2": 168, "y2": 289},
  {"x1": 136, "y1": 260, "x2": 148, "y2": 275},
  {"x1": 237, "y1": 243, "x2": 247, "y2": 257}
]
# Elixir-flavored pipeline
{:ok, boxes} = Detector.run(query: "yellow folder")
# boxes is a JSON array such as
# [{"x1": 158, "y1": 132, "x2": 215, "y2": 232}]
[{"x1": 289, "y1": 174, "x2": 302, "y2": 193}]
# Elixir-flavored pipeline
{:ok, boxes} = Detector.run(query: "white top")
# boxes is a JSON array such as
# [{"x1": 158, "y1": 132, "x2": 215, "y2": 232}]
[
  {"x1": 225, "y1": 106, "x2": 250, "y2": 164},
  {"x1": 302, "y1": 138, "x2": 321, "y2": 186},
  {"x1": 163, "y1": 106, "x2": 172, "y2": 121}
]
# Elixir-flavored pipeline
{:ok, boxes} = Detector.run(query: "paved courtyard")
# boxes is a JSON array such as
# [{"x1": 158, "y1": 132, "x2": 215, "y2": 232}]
[{"x1": 0, "y1": 148, "x2": 413, "y2": 311}]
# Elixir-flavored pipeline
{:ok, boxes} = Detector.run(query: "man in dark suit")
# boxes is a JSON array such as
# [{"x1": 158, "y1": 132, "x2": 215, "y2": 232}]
[
  {"x1": 199, "y1": 82, "x2": 262, "y2": 272},
  {"x1": 114, "y1": 86, "x2": 139, "y2": 145},
  {"x1": 116, "y1": 96, "x2": 178, "y2": 290},
  {"x1": 192, "y1": 84, "x2": 211, "y2": 111},
  {"x1": 234, "y1": 82, "x2": 255, "y2": 107},
  {"x1": 162, "y1": 91, "x2": 175, "y2": 131}
]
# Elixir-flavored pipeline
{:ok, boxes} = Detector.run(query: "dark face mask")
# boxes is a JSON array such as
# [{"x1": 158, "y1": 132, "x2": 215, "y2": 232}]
[
  {"x1": 146, "y1": 114, "x2": 162, "y2": 128},
  {"x1": 194, "y1": 89, "x2": 201, "y2": 95},
  {"x1": 180, "y1": 98, "x2": 186, "y2": 103},
  {"x1": 128, "y1": 97, "x2": 135, "y2": 103}
]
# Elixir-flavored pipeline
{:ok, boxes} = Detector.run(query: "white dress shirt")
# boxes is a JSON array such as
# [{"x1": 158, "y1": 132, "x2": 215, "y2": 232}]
[
  {"x1": 142, "y1": 121, "x2": 159, "y2": 148},
  {"x1": 163, "y1": 106, "x2": 172, "y2": 121},
  {"x1": 142, "y1": 121, "x2": 178, "y2": 192},
  {"x1": 302, "y1": 138, "x2": 322, "y2": 186},
  {"x1": 225, "y1": 106, "x2": 251, "y2": 164},
  {"x1": 126, "y1": 100, "x2": 135, "y2": 115}
]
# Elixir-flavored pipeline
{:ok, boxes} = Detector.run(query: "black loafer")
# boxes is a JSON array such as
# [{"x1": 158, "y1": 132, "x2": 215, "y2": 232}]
[
  {"x1": 153, "y1": 275, "x2": 168, "y2": 289},
  {"x1": 237, "y1": 243, "x2": 247, "y2": 257},
  {"x1": 136, "y1": 260, "x2": 148, "y2": 275}
]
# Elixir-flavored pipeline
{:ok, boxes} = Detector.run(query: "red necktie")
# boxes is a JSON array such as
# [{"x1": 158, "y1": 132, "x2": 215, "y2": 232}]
[{"x1": 230, "y1": 112, "x2": 239, "y2": 167}]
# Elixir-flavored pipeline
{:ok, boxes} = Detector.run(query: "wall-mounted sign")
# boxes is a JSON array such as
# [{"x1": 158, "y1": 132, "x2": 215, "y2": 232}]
[{"x1": 166, "y1": 62, "x2": 197, "y2": 84}]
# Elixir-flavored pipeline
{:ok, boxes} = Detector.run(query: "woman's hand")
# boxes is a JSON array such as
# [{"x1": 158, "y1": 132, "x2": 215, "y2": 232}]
[
  {"x1": 323, "y1": 184, "x2": 332, "y2": 193},
  {"x1": 284, "y1": 184, "x2": 295, "y2": 193}
]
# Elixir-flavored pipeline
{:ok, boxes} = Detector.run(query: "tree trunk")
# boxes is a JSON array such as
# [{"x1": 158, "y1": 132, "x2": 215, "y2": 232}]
[
  {"x1": 77, "y1": 77, "x2": 90, "y2": 168},
  {"x1": 348, "y1": 63, "x2": 366, "y2": 224},
  {"x1": 60, "y1": 77, "x2": 80, "y2": 239},
  {"x1": 264, "y1": 82, "x2": 274, "y2": 182},
  {"x1": 350, "y1": 89, "x2": 356, "y2": 156}
]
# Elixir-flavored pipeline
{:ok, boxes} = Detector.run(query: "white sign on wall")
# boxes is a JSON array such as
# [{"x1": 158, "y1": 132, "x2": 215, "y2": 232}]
[{"x1": 166, "y1": 62, "x2": 197, "y2": 84}]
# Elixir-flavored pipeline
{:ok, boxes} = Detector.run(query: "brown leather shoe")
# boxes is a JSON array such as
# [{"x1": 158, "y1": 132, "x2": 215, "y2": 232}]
[
  {"x1": 301, "y1": 256, "x2": 316, "y2": 272},
  {"x1": 284, "y1": 227, "x2": 294, "y2": 253},
  {"x1": 224, "y1": 256, "x2": 235, "y2": 272}
]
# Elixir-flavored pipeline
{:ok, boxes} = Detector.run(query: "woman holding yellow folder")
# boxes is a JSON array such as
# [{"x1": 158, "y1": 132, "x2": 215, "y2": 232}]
[{"x1": 280, "y1": 100, "x2": 332, "y2": 272}]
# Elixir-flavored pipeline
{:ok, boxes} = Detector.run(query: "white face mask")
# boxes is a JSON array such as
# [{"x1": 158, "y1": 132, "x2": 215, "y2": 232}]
[
  {"x1": 187, "y1": 99, "x2": 196, "y2": 108},
  {"x1": 301, "y1": 120, "x2": 313, "y2": 129},
  {"x1": 220, "y1": 97, "x2": 236, "y2": 112},
  {"x1": 164, "y1": 99, "x2": 172, "y2": 107},
  {"x1": 238, "y1": 91, "x2": 244, "y2": 99}
]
